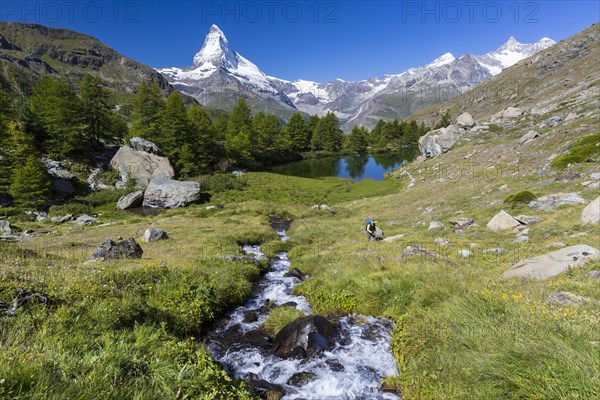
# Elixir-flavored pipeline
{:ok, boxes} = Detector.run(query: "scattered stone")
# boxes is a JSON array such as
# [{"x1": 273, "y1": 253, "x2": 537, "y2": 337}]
[
  {"x1": 398, "y1": 245, "x2": 458, "y2": 265},
  {"x1": 90, "y1": 237, "x2": 143, "y2": 261},
  {"x1": 110, "y1": 146, "x2": 175, "y2": 187},
  {"x1": 449, "y1": 218, "x2": 474, "y2": 228},
  {"x1": 514, "y1": 235, "x2": 529, "y2": 244},
  {"x1": 381, "y1": 233, "x2": 406, "y2": 243},
  {"x1": 458, "y1": 250, "x2": 473, "y2": 257},
  {"x1": 42, "y1": 156, "x2": 75, "y2": 180},
  {"x1": 483, "y1": 248, "x2": 504, "y2": 254},
  {"x1": 487, "y1": 210, "x2": 522, "y2": 232},
  {"x1": 528, "y1": 193, "x2": 587, "y2": 211},
  {"x1": 284, "y1": 268, "x2": 306, "y2": 281},
  {"x1": 69, "y1": 226, "x2": 83, "y2": 232},
  {"x1": 503, "y1": 244, "x2": 600, "y2": 279},
  {"x1": 470, "y1": 243, "x2": 480, "y2": 248},
  {"x1": 272, "y1": 316, "x2": 335, "y2": 359},
  {"x1": 51, "y1": 214, "x2": 73, "y2": 223},
  {"x1": 129, "y1": 137, "x2": 162, "y2": 155},
  {"x1": 246, "y1": 375, "x2": 285, "y2": 400},
  {"x1": 117, "y1": 190, "x2": 145, "y2": 210},
  {"x1": 514, "y1": 215, "x2": 541, "y2": 225},
  {"x1": 205, "y1": 205, "x2": 217, "y2": 210},
  {"x1": 72, "y1": 215, "x2": 97, "y2": 225},
  {"x1": 310, "y1": 204, "x2": 335, "y2": 215},
  {"x1": 564, "y1": 113, "x2": 579, "y2": 121},
  {"x1": 588, "y1": 271, "x2": 600, "y2": 281},
  {"x1": 546, "y1": 242, "x2": 566, "y2": 249},
  {"x1": 547, "y1": 292, "x2": 595, "y2": 306},
  {"x1": 541, "y1": 115, "x2": 562, "y2": 128},
  {"x1": 582, "y1": 181, "x2": 600, "y2": 190},
  {"x1": 231, "y1": 169, "x2": 245, "y2": 177},
  {"x1": 580, "y1": 196, "x2": 599, "y2": 224},
  {"x1": 555, "y1": 173, "x2": 581, "y2": 182},
  {"x1": 414, "y1": 155, "x2": 426, "y2": 163},
  {"x1": 428, "y1": 221, "x2": 444, "y2": 230},
  {"x1": 502, "y1": 107, "x2": 524, "y2": 119},
  {"x1": 456, "y1": 112, "x2": 475, "y2": 129},
  {"x1": 518, "y1": 130, "x2": 540, "y2": 145},
  {"x1": 143, "y1": 228, "x2": 168, "y2": 242},
  {"x1": 143, "y1": 178, "x2": 201, "y2": 209},
  {"x1": 499, "y1": 184, "x2": 510, "y2": 191},
  {"x1": 434, "y1": 238, "x2": 450, "y2": 246},
  {"x1": 590, "y1": 172, "x2": 600, "y2": 180},
  {"x1": 96, "y1": 222, "x2": 120, "y2": 228}
]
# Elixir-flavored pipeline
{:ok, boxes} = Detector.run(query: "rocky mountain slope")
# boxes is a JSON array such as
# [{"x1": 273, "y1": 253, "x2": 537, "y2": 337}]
[
  {"x1": 0, "y1": 21, "x2": 183, "y2": 101},
  {"x1": 159, "y1": 24, "x2": 554, "y2": 129}
]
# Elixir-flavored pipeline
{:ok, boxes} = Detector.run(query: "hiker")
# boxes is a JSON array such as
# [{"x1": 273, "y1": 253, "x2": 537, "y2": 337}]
[{"x1": 366, "y1": 218, "x2": 377, "y2": 241}]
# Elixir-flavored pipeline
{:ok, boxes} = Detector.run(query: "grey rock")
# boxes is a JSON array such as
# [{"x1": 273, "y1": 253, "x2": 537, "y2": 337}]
[
  {"x1": 487, "y1": 210, "x2": 522, "y2": 231},
  {"x1": 51, "y1": 178, "x2": 75, "y2": 195},
  {"x1": 456, "y1": 112, "x2": 475, "y2": 129},
  {"x1": 434, "y1": 238, "x2": 450, "y2": 246},
  {"x1": 590, "y1": 172, "x2": 600, "y2": 180},
  {"x1": 449, "y1": 217, "x2": 474, "y2": 228},
  {"x1": 129, "y1": 137, "x2": 162, "y2": 155},
  {"x1": 504, "y1": 245, "x2": 600, "y2": 279},
  {"x1": 90, "y1": 237, "x2": 143, "y2": 261},
  {"x1": 564, "y1": 113, "x2": 578, "y2": 121},
  {"x1": 43, "y1": 156, "x2": 75, "y2": 180},
  {"x1": 310, "y1": 204, "x2": 335, "y2": 215},
  {"x1": 514, "y1": 235, "x2": 529, "y2": 244},
  {"x1": 580, "y1": 196, "x2": 600, "y2": 224},
  {"x1": 518, "y1": 130, "x2": 540, "y2": 145},
  {"x1": 528, "y1": 193, "x2": 587, "y2": 211},
  {"x1": 231, "y1": 170, "x2": 245, "y2": 177},
  {"x1": 72, "y1": 215, "x2": 97, "y2": 225},
  {"x1": 284, "y1": 268, "x2": 306, "y2": 281},
  {"x1": 483, "y1": 247, "x2": 504, "y2": 254},
  {"x1": 588, "y1": 270, "x2": 600, "y2": 281},
  {"x1": 514, "y1": 215, "x2": 541, "y2": 225},
  {"x1": 51, "y1": 214, "x2": 73, "y2": 223},
  {"x1": 418, "y1": 124, "x2": 467, "y2": 158},
  {"x1": 110, "y1": 146, "x2": 175, "y2": 187},
  {"x1": 381, "y1": 233, "x2": 406, "y2": 243},
  {"x1": 0, "y1": 220, "x2": 12, "y2": 234},
  {"x1": 272, "y1": 316, "x2": 335, "y2": 359},
  {"x1": 502, "y1": 107, "x2": 524, "y2": 119},
  {"x1": 428, "y1": 221, "x2": 444, "y2": 230},
  {"x1": 143, "y1": 178, "x2": 200, "y2": 209},
  {"x1": 542, "y1": 115, "x2": 562, "y2": 128},
  {"x1": 547, "y1": 291, "x2": 594, "y2": 306},
  {"x1": 69, "y1": 226, "x2": 83, "y2": 232},
  {"x1": 458, "y1": 250, "x2": 473, "y2": 257},
  {"x1": 143, "y1": 228, "x2": 168, "y2": 242},
  {"x1": 555, "y1": 173, "x2": 581, "y2": 182},
  {"x1": 117, "y1": 190, "x2": 144, "y2": 210},
  {"x1": 546, "y1": 242, "x2": 566, "y2": 249}
]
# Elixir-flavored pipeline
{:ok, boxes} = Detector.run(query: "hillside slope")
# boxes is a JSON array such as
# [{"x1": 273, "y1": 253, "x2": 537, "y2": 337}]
[{"x1": 0, "y1": 21, "x2": 184, "y2": 102}]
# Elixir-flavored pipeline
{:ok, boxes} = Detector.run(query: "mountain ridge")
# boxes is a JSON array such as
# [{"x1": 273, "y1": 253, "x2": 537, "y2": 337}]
[{"x1": 158, "y1": 25, "x2": 555, "y2": 129}]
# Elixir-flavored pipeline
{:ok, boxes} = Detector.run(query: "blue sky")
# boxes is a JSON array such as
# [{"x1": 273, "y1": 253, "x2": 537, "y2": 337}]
[{"x1": 1, "y1": 1, "x2": 598, "y2": 82}]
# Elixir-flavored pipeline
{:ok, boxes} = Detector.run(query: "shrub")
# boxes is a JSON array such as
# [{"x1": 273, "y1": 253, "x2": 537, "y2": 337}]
[
  {"x1": 261, "y1": 307, "x2": 306, "y2": 336},
  {"x1": 196, "y1": 173, "x2": 247, "y2": 193},
  {"x1": 503, "y1": 190, "x2": 537, "y2": 208},
  {"x1": 487, "y1": 124, "x2": 502, "y2": 133},
  {"x1": 551, "y1": 133, "x2": 600, "y2": 169},
  {"x1": 48, "y1": 202, "x2": 92, "y2": 217}
]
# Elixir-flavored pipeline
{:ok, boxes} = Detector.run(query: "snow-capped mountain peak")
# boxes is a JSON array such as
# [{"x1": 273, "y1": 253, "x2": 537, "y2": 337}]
[
  {"x1": 427, "y1": 52, "x2": 456, "y2": 68},
  {"x1": 474, "y1": 36, "x2": 556, "y2": 75},
  {"x1": 192, "y1": 23, "x2": 236, "y2": 69}
]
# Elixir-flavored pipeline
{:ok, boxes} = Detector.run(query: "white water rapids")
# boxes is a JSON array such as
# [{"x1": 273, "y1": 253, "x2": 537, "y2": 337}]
[{"x1": 207, "y1": 230, "x2": 401, "y2": 399}]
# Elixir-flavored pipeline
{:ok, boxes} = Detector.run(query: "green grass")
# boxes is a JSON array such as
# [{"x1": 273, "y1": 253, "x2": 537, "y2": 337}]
[{"x1": 551, "y1": 133, "x2": 600, "y2": 169}]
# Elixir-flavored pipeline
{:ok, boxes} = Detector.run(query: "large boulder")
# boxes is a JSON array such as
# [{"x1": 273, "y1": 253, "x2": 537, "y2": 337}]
[
  {"x1": 42, "y1": 156, "x2": 75, "y2": 180},
  {"x1": 51, "y1": 178, "x2": 75, "y2": 195},
  {"x1": 90, "y1": 237, "x2": 143, "y2": 261},
  {"x1": 456, "y1": 112, "x2": 475, "y2": 129},
  {"x1": 528, "y1": 193, "x2": 587, "y2": 211},
  {"x1": 109, "y1": 146, "x2": 174, "y2": 187},
  {"x1": 142, "y1": 178, "x2": 200, "y2": 209},
  {"x1": 487, "y1": 210, "x2": 522, "y2": 232},
  {"x1": 117, "y1": 190, "x2": 144, "y2": 210},
  {"x1": 272, "y1": 316, "x2": 335, "y2": 359},
  {"x1": 580, "y1": 196, "x2": 600, "y2": 224},
  {"x1": 72, "y1": 214, "x2": 97, "y2": 225},
  {"x1": 0, "y1": 220, "x2": 12, "y2": 235},
  {"x1": 518, "y1": 130, "x2": 540, "y2": 145},
  {"x1": 502, "y1": 107, "x2": 524, "y2": 119},
  {"x1": 503, "y1": 245, "x2": 600, "y2": 280},
  {"x1": 418, "y1": 124, "x2": 467, "y2": 158},
  {"x1": 129, "y1": 137, "x2": 162, "y2": 155}
]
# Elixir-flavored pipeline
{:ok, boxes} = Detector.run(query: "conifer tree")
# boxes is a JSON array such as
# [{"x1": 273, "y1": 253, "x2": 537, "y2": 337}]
[
  {"x1": 159, "y1": 92, "x2": 190, "y2": 157},
  {"x1": 80, "y1": 74, "x2": 117, "y2": 145},
  {"x1": 346, "y1": 125, "x2": 369, "y2": 155},
  {"x1": 285, "y1": 112, "x2": 309, "y2": 154},
  {"x1": 186, "y1": 105, "x2": 217, "y2": 175},
  {"x1": 128, "y1": 81, "x2": 165, "y2": 143},
  {"x1": 311, "y1": 112, "x2": 343, "y2": 152}
]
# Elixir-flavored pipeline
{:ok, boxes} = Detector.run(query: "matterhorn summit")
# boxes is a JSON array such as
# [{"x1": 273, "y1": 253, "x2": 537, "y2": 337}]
[{"x1": 157, "y1": 24, "x2": 296, "y2": 113}]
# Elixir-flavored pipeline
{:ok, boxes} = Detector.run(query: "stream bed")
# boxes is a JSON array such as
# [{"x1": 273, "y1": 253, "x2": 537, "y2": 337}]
[{"x1": 207, "y1": 229, "x2": 401, "y2": 399}]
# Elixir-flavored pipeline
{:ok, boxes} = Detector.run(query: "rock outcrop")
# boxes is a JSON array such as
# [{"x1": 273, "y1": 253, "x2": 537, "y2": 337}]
[
  {"x1": 503, "y1": 245, "x2": 600, "y2": 279},
  {"x1": 143, "y1": 228, "x2": 168, "y2": 242},
  {"x1": 142, "y1": 178, "x2": 200, "y2": 209},
  {"x1": 272, "y1": 316, "x2": 335, "y2": 359},
  {"x1": 128, "y1": 137, "x2": 162, "y2": 155},
  {"x1": 528, "y1": 193, "x2": 587, "y2": 211}
]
